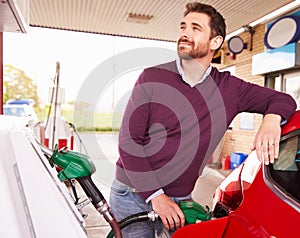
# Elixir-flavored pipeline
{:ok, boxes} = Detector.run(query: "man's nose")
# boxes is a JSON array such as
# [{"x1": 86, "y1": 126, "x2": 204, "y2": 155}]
[
  {"x1": 180, "y1": 27, "x2": 191, "y2": 39},
  {"x1": 179, "y1": 30, "x2": 190, "y2": 40}
]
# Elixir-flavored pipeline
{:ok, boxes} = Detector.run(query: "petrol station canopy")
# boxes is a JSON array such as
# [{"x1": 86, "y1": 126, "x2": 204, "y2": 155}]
[{"x1": 20, "y1": 0, "x2": 299, "y2": 41}]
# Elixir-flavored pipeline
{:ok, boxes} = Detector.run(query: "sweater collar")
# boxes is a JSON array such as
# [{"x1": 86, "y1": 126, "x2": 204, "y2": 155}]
[{"x1": 176, "y1": 58, "x2": 212, "y2": 87}]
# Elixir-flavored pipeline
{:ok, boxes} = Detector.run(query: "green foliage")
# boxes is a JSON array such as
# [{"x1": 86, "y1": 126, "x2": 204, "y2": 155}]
[
  {"x1": 4, "y1": 65, "x2": 40, "y2": 107},
  {"x1": 36, "y1": 107, "x2": 122, "y2": 132},
  {"x1": 65, "y1": 109, "x2": 122, "y2": 131}
]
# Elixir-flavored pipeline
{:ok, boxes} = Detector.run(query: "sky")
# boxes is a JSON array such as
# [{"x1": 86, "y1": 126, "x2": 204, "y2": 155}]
[{"x1": 3, "y1": 27, "x2": 177, "y2": 112}]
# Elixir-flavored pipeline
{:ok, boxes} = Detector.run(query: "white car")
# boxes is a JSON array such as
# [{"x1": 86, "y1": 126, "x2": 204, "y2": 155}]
[{"x1": 3, "y1": 104, "x2": 39, "y2": 126}]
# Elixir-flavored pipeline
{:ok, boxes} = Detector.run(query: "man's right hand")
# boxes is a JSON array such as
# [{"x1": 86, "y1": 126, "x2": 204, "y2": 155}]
[{"x1": 151, "y1": 193, "x2": 185, "y2": 230}]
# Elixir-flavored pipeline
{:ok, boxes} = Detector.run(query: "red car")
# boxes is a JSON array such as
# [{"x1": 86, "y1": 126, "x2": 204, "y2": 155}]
[{"x1": 173, "y1": 111, "x2": 300, "y2": 238}]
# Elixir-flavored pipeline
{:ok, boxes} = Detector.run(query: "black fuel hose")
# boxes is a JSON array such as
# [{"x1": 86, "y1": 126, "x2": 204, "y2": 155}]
[
  {"x1": 108, "y1": 219, "x2": 123, "y2": 238},
  {"x1": 77, "y1": 176, "x2": 122, "y2": 238},
  {"x1": 106, "y1": 211, "x2": 153, "y2": 238},
  {"x1": 77, "y1": 176, "x2": 105, "y2": 204}
]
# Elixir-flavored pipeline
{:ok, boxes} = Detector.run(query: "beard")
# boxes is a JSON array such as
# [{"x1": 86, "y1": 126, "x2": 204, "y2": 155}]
[{"x1": 177, "y1": 38, "x2": 210, "y2": 60}]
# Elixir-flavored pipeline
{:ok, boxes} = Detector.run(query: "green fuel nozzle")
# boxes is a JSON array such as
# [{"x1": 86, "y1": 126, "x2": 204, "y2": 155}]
[
  {"x1": 43, "y1": 144, "x2": 122, "y2": 238},
  {"x1": 49, "y1": 145, "x2": 95, "y2": 181},
  {"x1": 178, "y1": 200, "x2": 212, "y2": 224}
]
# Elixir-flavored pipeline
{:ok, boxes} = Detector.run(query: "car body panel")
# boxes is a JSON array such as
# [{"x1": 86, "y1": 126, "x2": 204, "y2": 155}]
[{"x1": 173, "y1": 111, "x2": 300, "y2": 238}]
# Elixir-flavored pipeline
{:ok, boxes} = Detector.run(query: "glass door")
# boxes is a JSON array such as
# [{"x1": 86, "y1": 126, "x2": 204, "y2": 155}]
[{"x1": 284, "y1": 71, "x2": 300, "y2": 109}]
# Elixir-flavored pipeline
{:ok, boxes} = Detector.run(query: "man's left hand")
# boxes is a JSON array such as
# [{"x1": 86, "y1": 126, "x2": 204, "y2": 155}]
[{"x1": 252, "y1": 114, "x2": 282, "y2": 165}]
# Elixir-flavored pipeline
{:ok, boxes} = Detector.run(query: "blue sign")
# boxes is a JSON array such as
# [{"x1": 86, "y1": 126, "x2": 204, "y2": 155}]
[
  {"x1": 252, "y1": 42, "x2": 300, "y2": 75},
  {"x1": 264, "y1": 12, "x2": 300, "y2": 49}
]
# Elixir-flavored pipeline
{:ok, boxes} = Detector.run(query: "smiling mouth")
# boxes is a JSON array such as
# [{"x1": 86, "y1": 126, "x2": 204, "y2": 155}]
[
  {"x1": 179, "y1": 42, "x2": 191, "y2": 46},
  {"x1": 178, "y1": 43, "x2": 192, "y2": 51},
  {"x1": 178, "y1": 39, "x2": 193, "y2": 47}
]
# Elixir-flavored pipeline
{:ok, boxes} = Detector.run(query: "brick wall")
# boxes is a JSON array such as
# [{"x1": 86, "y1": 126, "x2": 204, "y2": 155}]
[{"x1": 212, "y1": 24, "x2": 267, "y2": 165}]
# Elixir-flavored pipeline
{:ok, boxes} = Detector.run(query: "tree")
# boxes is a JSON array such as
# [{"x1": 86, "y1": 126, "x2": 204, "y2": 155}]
[{"x1": 4, "y1": 65, "x2": 39, "y2": 107}]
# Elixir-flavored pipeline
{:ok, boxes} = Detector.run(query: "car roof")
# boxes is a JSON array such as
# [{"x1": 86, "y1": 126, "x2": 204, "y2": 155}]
[{"x1": 4, "y1": 104, "x2": 32, "y2": 108}]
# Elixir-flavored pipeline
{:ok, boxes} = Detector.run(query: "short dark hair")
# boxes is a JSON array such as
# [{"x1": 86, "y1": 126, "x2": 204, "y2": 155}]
[{"x1": 184, "y1": 2, "x2": 226, "y2": 42}]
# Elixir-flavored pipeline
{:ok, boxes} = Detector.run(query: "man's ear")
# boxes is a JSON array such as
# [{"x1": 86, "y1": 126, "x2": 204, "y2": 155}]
[{"x1": 210, "y1": 35, "x2": 223, "y2": 51}]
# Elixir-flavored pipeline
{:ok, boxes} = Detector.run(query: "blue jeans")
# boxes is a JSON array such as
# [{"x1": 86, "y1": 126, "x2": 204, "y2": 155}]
[{"x1": 109, "y1": 179, "x2": 191, "y2": 238}]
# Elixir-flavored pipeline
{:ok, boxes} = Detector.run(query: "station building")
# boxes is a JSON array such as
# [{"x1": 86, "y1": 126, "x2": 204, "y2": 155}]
[{"x1": 213, "y1": 8, "x2": 300, "y2": 164}]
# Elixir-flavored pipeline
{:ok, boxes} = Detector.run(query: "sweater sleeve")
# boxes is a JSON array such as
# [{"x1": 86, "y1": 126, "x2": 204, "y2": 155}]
[
  {"x1": 116, "y1": 70, "x2": 163, "y2": 200},
  {"x1": 232, "y1": 76, "x2": 296, "y2": 121}
]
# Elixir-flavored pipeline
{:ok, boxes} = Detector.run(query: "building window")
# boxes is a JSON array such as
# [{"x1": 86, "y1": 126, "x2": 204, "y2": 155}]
[
  {"x1": 266, "y1": 70, "x2": 300, "y2": 109},
  {"x1": 285, "y1": 72, "x2": 300, "y2": 109}
]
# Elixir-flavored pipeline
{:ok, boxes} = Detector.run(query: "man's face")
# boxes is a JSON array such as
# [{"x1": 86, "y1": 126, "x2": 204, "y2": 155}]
[{"x1": 177, "y1": 12, "x2": 213, "y2": 60}]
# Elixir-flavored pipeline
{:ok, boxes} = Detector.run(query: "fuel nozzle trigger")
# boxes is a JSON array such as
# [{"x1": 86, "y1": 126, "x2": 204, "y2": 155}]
[{"x1": 178, "y1": 200, "x2": 212, "y2": 224}]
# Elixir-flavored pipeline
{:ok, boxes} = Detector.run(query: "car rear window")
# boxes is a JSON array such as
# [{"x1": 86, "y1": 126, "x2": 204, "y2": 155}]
[
  {"x1": 267, "y1": 129, "x2": 300, "y2": 204},
  {"x1": 4, "y1": 107, "x2": 26, "y2": 117}
]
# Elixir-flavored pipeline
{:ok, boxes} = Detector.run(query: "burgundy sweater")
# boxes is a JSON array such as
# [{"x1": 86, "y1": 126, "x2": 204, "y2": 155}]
[{"x1": 116, "y1": 60, "x2": 296, "y2": 200}]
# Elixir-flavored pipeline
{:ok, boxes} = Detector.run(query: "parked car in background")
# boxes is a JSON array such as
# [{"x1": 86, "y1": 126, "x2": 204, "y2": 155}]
[
  {"x1": 173, "y1": 110, "x2": 300, "y2": 238},
  {"x1": 3, "y1": 104, "x2": 39, "y2": 127},
  {"x1": 6, "y1": 98, "x2": 35, "y2": 107}
]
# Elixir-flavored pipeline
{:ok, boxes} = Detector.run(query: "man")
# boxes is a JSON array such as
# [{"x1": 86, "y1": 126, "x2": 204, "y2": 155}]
[{"x1": 109, "y1": 2, "x2": 296, "y2": 237}]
